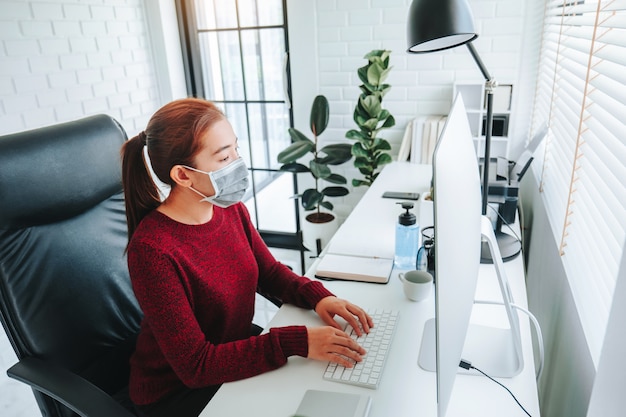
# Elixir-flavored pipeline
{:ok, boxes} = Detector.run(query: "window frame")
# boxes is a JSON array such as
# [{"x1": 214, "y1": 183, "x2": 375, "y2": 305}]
[{"x1": 175, "y1": 0, "x2": 306, "y2": 269}]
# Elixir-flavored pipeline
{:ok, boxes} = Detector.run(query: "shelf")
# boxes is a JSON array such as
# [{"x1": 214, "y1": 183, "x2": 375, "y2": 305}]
[{"x1": 453, "y1": 83, "x2": 513, "y2": 159}]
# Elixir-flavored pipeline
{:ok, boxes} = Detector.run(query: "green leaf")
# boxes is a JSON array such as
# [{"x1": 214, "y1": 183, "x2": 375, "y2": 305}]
[
  {"x1": 377, "y1": 67, "x2": 392, "y2": 84},
  {"x1": 345, "y1": 129, "x2": 368, "y2": 142},
  {"x1": 310, "y1": 160, "x2": 331, "y2": 179},
  {"x1": 360, "y1": 95, "x2": 381, "y2": 118},
  {"x1": 376, "y1": 152, "x2": 393, "y2": 166},
  {"x1": 322, "y1": 186, "x2": 349, "y2": 197},
  {"x1": 301, "y1": 189, "x2": 323, "y2": 210},
  {"x1": 354, "y1": 156, "x2": 371, "y2": 169},
  {"x1": 352, "y1": 178, "x2": 370, "y2": 187},
  {"x1": 382, "y1": 114, "x2": 396, "y2": 128},
  {"x1": 277, "y1": 140, "x2": 314, "y2": 164},
  {"x1": 354, "y1": 112, "x2": 368, "y2": 127},
  {"x1": 310, "y1": 95, "x2": 329, "y2": 136},
  {"x1": 379, "y1": 85, "x2": 391, "y2": 98},
  {"x1": 366, "y1": 63, "x2": 384, "y2": 86},
  {"x1": 279, "y1": 162, "x2": 310, "y2": 173},
  {"x1": 364, "y1": 49, "x2": 384, "y2": 60},
  {"x1": 362, "y1": 118, "x2": 378, "y2": 131},
  {"x1": 288, "y1": 127, "x2": 311, "y2": 143},
  {"x1": 358, "y1": 166, "x2": 372, "y2": 176},
  {"x1": 351, "y1": 142, "x2": 368, "y2": 157},
  {"x1": 380, "y1": 50, "x2": 391, "y2": 64},
  {"x1": 357, "y1": 65, "x2": 369, "y2": 85},
  {"x1": 320, "y1": 201, "x2": 334, "y2": 211},
  {"x1": 372, "y1": 138, "x2": 391, "y2": 151},
  {"x1": 319, "y1": 143, "x2": 352, "y2": 165},
  {"x1": 324, "y1": 173, "x2": 347, "y2": 184}
]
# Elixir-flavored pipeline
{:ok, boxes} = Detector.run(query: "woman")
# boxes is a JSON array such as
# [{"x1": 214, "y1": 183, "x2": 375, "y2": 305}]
[{"x1": 121, "y1": 98, "x2": 373, "y2": 417}]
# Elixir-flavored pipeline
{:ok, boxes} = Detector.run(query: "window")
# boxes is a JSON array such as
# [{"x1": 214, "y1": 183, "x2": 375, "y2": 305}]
[
  {"x1": 530, "y1": 0, "x2": 626, "y2": 365},
  {"x1": 177, "y1": 0, "x2": 305, "y2": 270}
]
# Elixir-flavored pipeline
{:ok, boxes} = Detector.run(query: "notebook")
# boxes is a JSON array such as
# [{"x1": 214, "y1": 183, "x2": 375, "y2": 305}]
[
  {"x1": 294, "y1": 389, "x2": 371, "y2": 417},
  {"x1": 314, "y1": 253, "x2": 393, "y2": 284}
]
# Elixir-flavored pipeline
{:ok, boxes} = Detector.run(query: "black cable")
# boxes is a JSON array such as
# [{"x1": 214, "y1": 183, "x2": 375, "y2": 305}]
[{"x1": 460, "y1": 360, "x2": 532, "y2": 417}]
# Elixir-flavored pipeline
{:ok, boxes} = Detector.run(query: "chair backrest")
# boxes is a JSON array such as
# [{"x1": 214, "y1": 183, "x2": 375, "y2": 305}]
[{"x1": 0, "y1": 115, "x2": 143, "y2": 416}]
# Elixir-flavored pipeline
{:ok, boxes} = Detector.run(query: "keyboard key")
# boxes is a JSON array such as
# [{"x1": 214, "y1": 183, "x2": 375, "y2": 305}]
[{"x1": 322, "y1": 308, "x2": 399, "y2": 389}]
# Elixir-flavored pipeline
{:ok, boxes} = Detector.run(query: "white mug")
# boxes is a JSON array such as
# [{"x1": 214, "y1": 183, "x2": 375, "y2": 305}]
[{"x1": 398, "y1": 270, "x2": 433, "y2": 302}]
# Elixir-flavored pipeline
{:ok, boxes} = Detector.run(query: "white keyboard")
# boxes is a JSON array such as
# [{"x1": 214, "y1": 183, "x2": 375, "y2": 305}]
[{"x1": 323, "y1": 308, "x2": 399, "y2": 389}]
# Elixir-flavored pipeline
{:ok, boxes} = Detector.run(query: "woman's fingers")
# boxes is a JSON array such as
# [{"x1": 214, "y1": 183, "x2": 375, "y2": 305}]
[{"x1": 307, "y1": 326, "x2": 366, "y2": 368}]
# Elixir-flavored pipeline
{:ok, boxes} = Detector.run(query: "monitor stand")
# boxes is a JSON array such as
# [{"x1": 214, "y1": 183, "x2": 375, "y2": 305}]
[
  {"x1": 480, "y1": 230, "x2": 521, "y2": 264},
  {"x1": 419, "y1": 216, "x2": 524, "y2": 378}
]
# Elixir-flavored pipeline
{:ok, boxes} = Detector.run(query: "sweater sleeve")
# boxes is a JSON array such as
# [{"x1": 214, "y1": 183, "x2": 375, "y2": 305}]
[
  {"x1": 128, "y1": 240, "x2": 310, "y2": 389},
  {"x1": 235, "y1": 204, "x2": 334, "y2": 309}
]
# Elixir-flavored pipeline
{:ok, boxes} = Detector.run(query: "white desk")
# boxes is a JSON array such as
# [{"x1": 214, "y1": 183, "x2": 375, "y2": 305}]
[{"x1": 201, "y1": 162, "x2": 539, "y2": 417}]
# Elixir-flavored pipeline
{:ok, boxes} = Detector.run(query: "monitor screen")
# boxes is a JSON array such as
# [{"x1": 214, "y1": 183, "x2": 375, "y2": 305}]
[
  {"x1": 418, "y1": 93, "x2": 524, "y2": 416},
  {"x1": 432, "y1": 93, "x2": 483, "y2": 417}
]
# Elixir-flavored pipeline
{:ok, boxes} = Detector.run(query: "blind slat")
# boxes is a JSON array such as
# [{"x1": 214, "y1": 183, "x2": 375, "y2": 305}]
[{"x1": 532, "y1": 0, "x2": 626, "y2": 366}]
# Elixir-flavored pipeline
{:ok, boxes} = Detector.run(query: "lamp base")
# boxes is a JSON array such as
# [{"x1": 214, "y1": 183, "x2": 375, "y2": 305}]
[{"x1": 480, "y1": 230, "x2": 521, "y2": 264}]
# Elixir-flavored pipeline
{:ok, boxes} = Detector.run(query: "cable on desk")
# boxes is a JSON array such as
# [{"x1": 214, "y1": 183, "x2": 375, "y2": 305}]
[{"x1": 459, "y1": 359, "x2": 533, "y2": 417}]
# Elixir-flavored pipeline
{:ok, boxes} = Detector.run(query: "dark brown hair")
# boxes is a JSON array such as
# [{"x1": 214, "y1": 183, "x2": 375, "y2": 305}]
[{"x1": 121, "y1": 98, "x2": 225, "y2": 241}]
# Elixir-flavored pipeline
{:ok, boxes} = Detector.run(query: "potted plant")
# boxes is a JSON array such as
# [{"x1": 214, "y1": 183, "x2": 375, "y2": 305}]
[
  {"x1": 277, "y1": 95, "x2": 353, "y2": 252},
  {"x1": 346, "y1": 49, "x2": 395, "y2": 187}
]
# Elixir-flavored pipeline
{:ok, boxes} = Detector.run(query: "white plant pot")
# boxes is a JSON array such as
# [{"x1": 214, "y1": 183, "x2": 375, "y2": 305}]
[{"x1": 301, "y1": 212, "x2": 339, "y2": 255}]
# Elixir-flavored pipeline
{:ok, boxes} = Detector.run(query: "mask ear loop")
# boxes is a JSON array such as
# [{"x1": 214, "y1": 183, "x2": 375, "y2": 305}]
[
  {"x1": 181, "y1": 165, "x2": 222, "y2": 202},
  {"x1": 142, "y1": 145, "x2": 169, "y2": 201}
]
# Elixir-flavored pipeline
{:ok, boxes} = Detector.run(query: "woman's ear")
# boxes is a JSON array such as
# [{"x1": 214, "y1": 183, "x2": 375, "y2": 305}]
[{"x1": 169, "y1": 165, "x2": 192, "y2": 187}]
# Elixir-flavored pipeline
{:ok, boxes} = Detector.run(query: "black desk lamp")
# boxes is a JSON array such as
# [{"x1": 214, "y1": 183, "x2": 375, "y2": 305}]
[{"x1": 406, "y1": 0, "x2": 520, "y2": 263}]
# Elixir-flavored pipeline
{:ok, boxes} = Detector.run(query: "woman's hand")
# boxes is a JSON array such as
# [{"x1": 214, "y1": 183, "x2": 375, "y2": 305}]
[
  {"x1": 314, "y1": 296, "x2": 374, "y2": 337},
  {"x1": 306, "y1": 326, "x2": 366, "y2": 368}
]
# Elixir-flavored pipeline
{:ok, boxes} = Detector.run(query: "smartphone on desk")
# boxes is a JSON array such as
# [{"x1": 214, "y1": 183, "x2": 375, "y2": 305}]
[{"x1": 382, "y1": 191, "x2": 420, "y2": 200}]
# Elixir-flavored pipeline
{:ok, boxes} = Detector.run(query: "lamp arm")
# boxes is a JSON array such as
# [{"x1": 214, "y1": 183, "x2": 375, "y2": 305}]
[
  {"x1": 466, "y1": 43, "x2": 492, "y2": 84},
  {"x1": 466, "y1": 42, "x2": 496, "y2": 215}
]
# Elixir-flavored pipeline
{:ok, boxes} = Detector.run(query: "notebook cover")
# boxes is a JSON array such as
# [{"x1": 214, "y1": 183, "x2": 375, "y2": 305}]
[{"x1": 315, "y1": 253, "x2": 392, "y2": 284}]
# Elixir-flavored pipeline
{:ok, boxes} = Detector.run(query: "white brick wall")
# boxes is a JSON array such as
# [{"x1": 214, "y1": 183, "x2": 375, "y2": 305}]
[
  {"x1": 288, "y1": 0, "x2": 542, "y2": 216},
  {"x1": 0, "y1": 0, "x2": 162, "y2": 136}
]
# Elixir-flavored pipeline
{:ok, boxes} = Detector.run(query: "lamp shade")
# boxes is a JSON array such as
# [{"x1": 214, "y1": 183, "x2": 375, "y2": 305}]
[{"x1": 407, "y1": 0, "x2": 478, "y2": 53}]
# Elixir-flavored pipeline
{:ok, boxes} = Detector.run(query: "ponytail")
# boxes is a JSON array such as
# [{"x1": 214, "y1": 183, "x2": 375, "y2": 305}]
[
  {"x1": 121, "y1": 98, "x2": 226, "y2": 246},
  {"x1": 121, "y1": 133, "x2": 161, "y2": 244}
]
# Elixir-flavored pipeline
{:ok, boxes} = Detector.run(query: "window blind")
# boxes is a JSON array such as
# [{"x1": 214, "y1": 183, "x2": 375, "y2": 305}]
[{"x1": 530, "y1": 0, "x2": 626, "y2": 365}]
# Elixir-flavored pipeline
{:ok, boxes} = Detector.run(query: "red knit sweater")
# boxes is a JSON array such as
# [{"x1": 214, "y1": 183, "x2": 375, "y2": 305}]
[{"x1": 127, "y1": 203, "x2": 333, "y2": 405}]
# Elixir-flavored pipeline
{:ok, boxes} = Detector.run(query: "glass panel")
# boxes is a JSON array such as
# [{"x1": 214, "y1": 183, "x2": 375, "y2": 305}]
[
  {"x1": 238, "y1": 0, "x2": 284, "y2": 27},
  {"x1": 195, "y1": 0, "x2": 237, "y2": 30},
  {"x1": 222, "y1": 103, "x2": 251, "y2": 167},
  {"x1": 199, "y1": 31, "x2": 244, "y2": 101},
  {"x1": 247, "y1": 103, "x2": 290, "y2": 170},
  {"x1": 241, "y1": 28, "x2": 286, "y2": 101},
  {"x1": 245, "y1": 171, "x2": 297, "y2": 233}
]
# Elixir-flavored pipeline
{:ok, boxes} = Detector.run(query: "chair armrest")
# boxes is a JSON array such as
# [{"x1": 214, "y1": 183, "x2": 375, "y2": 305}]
[{"x1": 7, "y1": 357, "x2": 135, "y2": 417}]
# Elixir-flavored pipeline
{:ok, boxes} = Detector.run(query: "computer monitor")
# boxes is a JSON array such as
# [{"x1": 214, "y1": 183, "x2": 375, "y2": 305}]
[{"x1": 417, "y1": 94, "x2": 524, "y2": 417}]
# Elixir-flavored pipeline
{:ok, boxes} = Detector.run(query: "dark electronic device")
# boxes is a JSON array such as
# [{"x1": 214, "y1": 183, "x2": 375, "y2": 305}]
[{"x1": 382, "y1": 191, "x2": 420, "y2": 200}]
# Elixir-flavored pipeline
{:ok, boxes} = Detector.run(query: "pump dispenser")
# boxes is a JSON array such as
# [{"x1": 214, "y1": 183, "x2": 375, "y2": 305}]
[{"x1": 394, "y1": 202, "x2": 420, "y2": 269}]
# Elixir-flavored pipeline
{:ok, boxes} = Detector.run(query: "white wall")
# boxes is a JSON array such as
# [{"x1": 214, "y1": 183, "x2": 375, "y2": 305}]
[
  {"x1": 0, "y1": 0, "x2": 163, "y2": 137},
  {"x1": 0, "y1": 1, "x2": 166, "y2": 413},
  {"x1": 520, "y1": 171, "x2": 596, "y2": 417},
  {"x1": 587, "y1": 245, "x2": 626, "y2": 417},
  {"x1": 287, "y1": 0, "x2": 543, "y2": 219}
]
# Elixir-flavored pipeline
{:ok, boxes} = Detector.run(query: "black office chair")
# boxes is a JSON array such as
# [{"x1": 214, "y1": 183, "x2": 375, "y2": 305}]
[{"x1": 0, "y1": 115, "x2": 143, "y2": 417}]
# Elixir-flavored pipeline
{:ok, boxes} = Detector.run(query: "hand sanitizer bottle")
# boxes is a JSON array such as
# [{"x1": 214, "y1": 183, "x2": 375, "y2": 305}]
[{"x1": 394, "y1": 202, "x2": 419, "y2": 270}]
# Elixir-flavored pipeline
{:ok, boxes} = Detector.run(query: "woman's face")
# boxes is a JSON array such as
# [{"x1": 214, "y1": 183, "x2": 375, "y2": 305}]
[{"x1": 185, "y1": 118, "x2": 239, "y2": 197}]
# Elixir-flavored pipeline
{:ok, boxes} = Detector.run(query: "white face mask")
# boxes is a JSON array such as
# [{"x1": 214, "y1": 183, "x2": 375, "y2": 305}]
[{"x1": 183, "y1": 158, "x2": 249, "y2": 208}]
